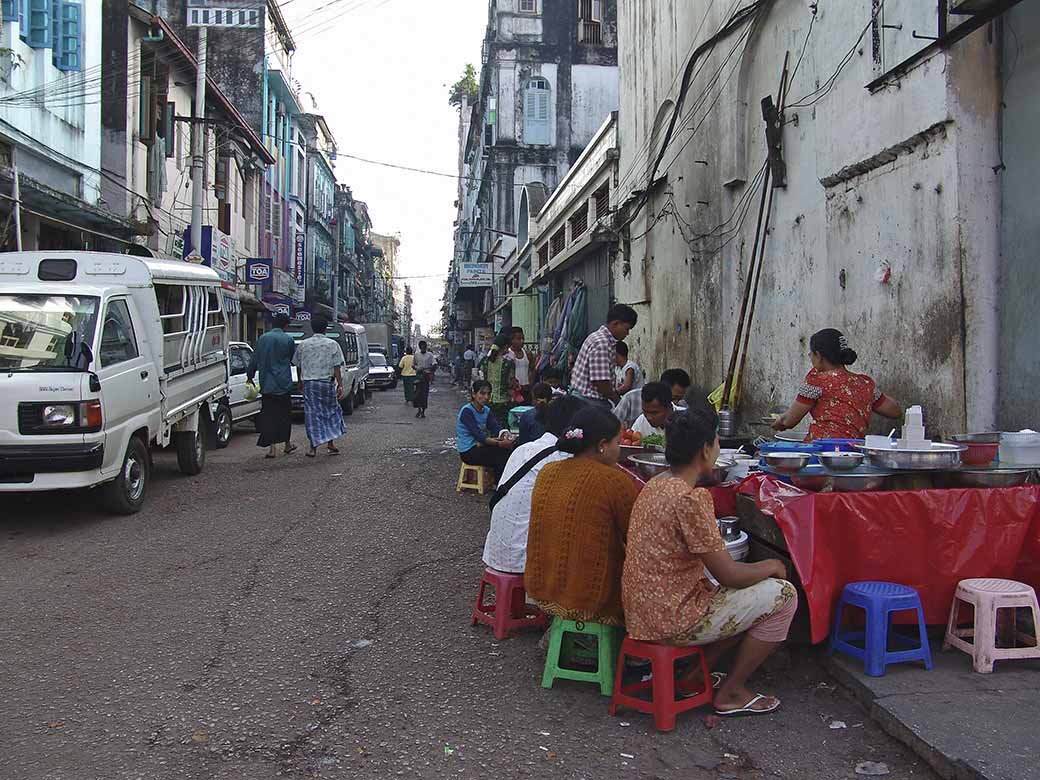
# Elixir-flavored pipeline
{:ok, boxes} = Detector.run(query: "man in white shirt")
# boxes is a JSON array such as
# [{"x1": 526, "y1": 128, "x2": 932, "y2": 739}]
[
  {"x1": 482, "y1": 396, "x2": 583, "y2": 573},
  {"x1": 630, "y1": 382, "x2": 678, "y2": 439},
  {"x1": 506, "y1": 326, "x2": 535, "y2": 399},
  {"x1": 292, "y1": 316, "x2": 346, "y2": 456},
  {"x1": 614, "y1": 368, "x2": 692, "y2": 427}
]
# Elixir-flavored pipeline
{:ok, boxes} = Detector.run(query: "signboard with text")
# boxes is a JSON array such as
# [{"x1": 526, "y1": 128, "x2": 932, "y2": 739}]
[
  {"x1": 245, "y1": 257, "x2": 272, "y2": 286},
  {"x1": 458, "y1": 262, "x2": 492, "y2": 287},
  {"x1": 183, "y1": 225, "x2": 235, "y2": 290},
  {"x1": 293, "y1": 232, "x2": 306, "y2": 304}
]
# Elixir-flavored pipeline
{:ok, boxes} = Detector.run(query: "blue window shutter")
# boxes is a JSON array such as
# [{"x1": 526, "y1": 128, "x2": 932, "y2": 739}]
[
  {"x1": 50, "y1": 0, "x2": 59, "y2": 58},
  {"x1": 2, "y1": 0, "x2": 17, "y2": 22},
  {"x1": 56, "y1": 0, "x2": 79, "y2": 71},
  {"x1": 27, "y1": 0, "x2": 50, "y2": 48}
]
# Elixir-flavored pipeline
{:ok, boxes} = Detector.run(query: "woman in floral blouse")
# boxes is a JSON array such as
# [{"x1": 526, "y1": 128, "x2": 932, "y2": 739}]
[
  {"x1": 623, "y1": 406, "x2": 797, "y2": 717},
  {"x1": 772, "y1": 328, "x2": 902, "y2": 441}
]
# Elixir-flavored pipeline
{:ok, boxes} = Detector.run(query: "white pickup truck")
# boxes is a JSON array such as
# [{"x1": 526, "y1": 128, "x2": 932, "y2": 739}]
[{"x1": 0, "y1": 252, "x2": 230, "y2": 513}]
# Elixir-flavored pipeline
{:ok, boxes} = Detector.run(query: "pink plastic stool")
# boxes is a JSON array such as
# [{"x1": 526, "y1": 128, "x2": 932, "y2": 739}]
[
  {"x1": 943, "y1": 578, "x2": 1040, "y2": 673},
  {"x1": 470, "y1": 568, "x2": 548, "y2": 640}
]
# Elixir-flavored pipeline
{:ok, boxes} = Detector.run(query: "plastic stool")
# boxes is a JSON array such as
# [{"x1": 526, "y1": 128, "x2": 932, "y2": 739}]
[
  {"x1": 541, "y1": 618, "x2": 620, "y2": 696},
  {"x1": 456, "y1": 463, "x2": 490, "y2": 495},
  {"x1": 470, "y1": 568, "x2": 548, "y2": 640},
  {"x1": 943, "y1": 578, "x2": 1040, "y2": 673},
  {"x1": 610, "y1": 637, "x2": 713, "y2": 731},
  {"x1": 829, "y1": 581, "x2": 933, "y2": 677}
]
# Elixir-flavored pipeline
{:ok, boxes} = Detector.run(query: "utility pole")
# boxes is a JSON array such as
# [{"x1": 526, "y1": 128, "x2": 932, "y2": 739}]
[
  {"x1": 189, "y1": 26, "x2": 207, "y2": 257},
  {"x1": 185, "y1": 3, "x2": 261, "y2": 258},
  {"x1": 12, "y1": 165, "x2": 22, "y2": 251},
  {"x1": 332, "y1": 219, "x2": 340, "y2": 323}
]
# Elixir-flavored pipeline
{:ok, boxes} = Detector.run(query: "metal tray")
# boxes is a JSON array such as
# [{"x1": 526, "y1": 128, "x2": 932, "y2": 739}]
[{"x1": 861, "y1": 443, "x2": 966, "y2": 471}]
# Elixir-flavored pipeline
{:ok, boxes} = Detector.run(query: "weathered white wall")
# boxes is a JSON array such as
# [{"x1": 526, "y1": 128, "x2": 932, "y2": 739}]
[
  {"x1": 571, "y1": 64, "x2": 619, "y2": 146},
  {"x1": 615, "y1": 1, "x2": 1003, "y2": 436}
]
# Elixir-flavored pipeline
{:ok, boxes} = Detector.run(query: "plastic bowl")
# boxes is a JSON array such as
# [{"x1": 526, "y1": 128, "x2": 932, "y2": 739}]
[{"x1": 959, "y1": 442, "x2": 999, "y2": 466}]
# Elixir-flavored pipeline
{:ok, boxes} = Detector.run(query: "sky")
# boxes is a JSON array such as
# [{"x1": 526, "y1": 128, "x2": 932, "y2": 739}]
[{"x1": 283, "y1": 0, "x2": 489, "y2": 335}]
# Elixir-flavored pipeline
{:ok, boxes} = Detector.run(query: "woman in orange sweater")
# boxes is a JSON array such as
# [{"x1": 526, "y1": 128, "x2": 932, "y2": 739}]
[{"x1": 525, "y1": 405, "x2": 639, "y2": 626}]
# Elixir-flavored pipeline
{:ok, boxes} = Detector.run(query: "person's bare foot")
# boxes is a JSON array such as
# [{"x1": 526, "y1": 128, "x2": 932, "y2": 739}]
[{"x1": 714, "y1": 682, "x2": 780, "y2": 715}]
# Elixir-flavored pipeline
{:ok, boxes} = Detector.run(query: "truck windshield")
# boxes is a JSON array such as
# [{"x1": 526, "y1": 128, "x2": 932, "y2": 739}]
[
  {"x1": 0, "y1": 294, "x2": 99, "y2": 371},
  {"x1": 369, "y1": 354, "x2": 387, "y2": 367}
]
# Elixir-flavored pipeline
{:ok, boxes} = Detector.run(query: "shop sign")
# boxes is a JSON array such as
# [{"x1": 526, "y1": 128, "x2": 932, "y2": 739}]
[
  {"x1": 459, "y1": 262, "x2": 492, "y2": 287},
  {"x1": 272, "y1": 267, "x2": 292, "y2": 297},
  {"x1": 294, "y1": 232, "x2": 306, "y2": 288},
  {"x1": 292, "y1": 308, "x2": 311, "y2": 322},
  {"x1": 183, "y1": 225, "x2": 236, "y2": 290},
  {"x1": 246, "y1": 258, "x2": 273, "y2": 285},
  {"x1": 270, "y1": 302, "x2": 291, "y2": 317}
]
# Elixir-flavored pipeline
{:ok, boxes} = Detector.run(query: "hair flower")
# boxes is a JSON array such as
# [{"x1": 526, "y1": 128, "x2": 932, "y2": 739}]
[
  {"x1": 838, "y1": 334, "x2": 850, "y2": 351},
  {"x1": 564, "y1": 428, "x2": 584, "y2": 441}
]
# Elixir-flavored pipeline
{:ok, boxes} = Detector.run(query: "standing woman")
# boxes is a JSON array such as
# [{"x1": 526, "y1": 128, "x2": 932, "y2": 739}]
[
  {"x1": 399, "y1": 347, "x2": 417, "y2": 405},
  {"x1": 292, "y1": 316, "x2": 346, "y2": 457},
  {"x1": 772, "y1": 328, "x2": 902, "y2": 441},
  {"x1": 247, "y1": 312, "x2": 298, "y2": 459},
  {"x1": 525, "y1": 406, "x2": 639, "y2": 627}
]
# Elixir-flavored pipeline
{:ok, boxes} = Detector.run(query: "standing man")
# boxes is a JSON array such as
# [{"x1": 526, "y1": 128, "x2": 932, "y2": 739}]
[
  {"x1": 247, "y1": 312, "x2": 298, "y2": 459},
  {"x1": 570, "y1": 304, "x2": 639, "y2": 408},
  {"x1": 399, "y1": 346, "x2": 417, "y2": 405},
  {"x1": 293, "y1": 316, "x2": 346, "y2": 458},
  {"x1": 412, "y1": 340, "x2": 437, "y2": 419},
  {"x1": 463, "y1": 344, "x2": 477, "y2": 385}
]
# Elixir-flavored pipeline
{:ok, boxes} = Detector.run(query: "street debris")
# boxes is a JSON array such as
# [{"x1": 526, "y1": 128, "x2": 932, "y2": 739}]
[
  {"x1": 855, "y1": 761, "x2": 891, "y2": 776},
  {"x1": 619, "y1": 722, "x2": 630, "y2": 727},
  {"x1": 620, "y1": 752, "x2": 635, "y2": 759},
  {"x1": 349, "y1": 638, "x2": 373, "y2": 649},
  {"x1": 829, "y1": 720, "x2": 847, "y2": 729},
  {"x1": 443, "y1": 745, "x2": 455, "y2": 756},
  {"x1": 702, "y1": 714, "x2": 720, "y2": 729},
  {"x1": 536, "y1": 731, "x2": 550, "y2": 736}
]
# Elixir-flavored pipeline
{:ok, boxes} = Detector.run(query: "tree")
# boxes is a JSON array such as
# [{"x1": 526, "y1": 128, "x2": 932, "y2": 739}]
[{"x1": 448, "y1": 64, "x2": 479, "y2": 109}]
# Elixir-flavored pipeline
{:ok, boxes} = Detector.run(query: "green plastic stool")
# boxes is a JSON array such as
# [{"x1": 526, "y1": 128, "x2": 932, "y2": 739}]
[{"x1": 541, "y1": 617, "x2": 621, "y2": 696}]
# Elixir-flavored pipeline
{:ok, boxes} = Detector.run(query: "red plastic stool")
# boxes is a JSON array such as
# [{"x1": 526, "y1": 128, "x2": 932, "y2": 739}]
[
  {"x1": 470, "y1": 568, "x2": 549, "y2": 640},
  {"x1": 610, "y1": 636, "x2": 713, "y2": 731}
]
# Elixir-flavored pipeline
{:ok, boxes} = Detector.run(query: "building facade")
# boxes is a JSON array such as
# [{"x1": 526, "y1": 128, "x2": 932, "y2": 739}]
[
  {"x1": 299, "y1": 112, "x2": 336, "y2": 319},
  {"x1": 613, "y1": 1, "x2": 1029, "y2": 435},
  {"x1": 447, "y1": 0, "x2": 620, "y2": 359}
]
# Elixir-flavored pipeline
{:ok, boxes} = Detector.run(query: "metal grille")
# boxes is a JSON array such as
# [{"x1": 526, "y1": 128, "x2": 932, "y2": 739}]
[
  {"x1": 593, "y1": 184, "x2": 610, "y2": 221},
  {"x1": 519, "y1": 0, "x2": 536, "y2": 11},
  {"x1": 569, "y1": 204, "x2": 589, "y2": 238},
  {"x1": 578, "y1": 21, "x2": 601, "y2": 45},
  {"x1": 549, "y1": 227, "x2": 566, "y2": 258},
  {"x1": 17, "y1": 404, "x2": 38, "y2": 434},
  {"x1": 538, "y1": 244, "x2": 549, "y2": 268}
]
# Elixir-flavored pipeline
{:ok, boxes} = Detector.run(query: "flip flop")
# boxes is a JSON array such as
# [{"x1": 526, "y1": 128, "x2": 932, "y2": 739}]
[
  {"x1": 264, "y1": 454, "x2": 277, "y2": 460},
  {"x1": 284, "y1": 444, "x2": 298, "y2": 455},
  {"x1": 306, "y1": 450, "x2": 316, "y2": 458},
  {"x1": 327, "y1": 445, "x2": 340, "y2": 454},
  {"x1": 714, "y1": 693, "x2": 781, "y2": 718}
]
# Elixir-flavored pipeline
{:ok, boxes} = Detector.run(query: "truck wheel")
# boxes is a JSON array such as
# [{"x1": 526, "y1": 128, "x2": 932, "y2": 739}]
[
  {"x1": 102, "y1": 436, "x2": 150, "y2": 514},
  {"x1": 176, "y1": 414, "x2": 207, "y2": 475},
  {"x1": 214, "y1": 404, "x2": 233, "y2": 449},
  {"x1": 341, "y1": 390, "x2": 354, "y2": 416}
]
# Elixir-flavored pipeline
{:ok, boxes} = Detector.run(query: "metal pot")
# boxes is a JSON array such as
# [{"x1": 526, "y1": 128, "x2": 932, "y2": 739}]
[
  {"x1": 951, "y1": 469, "x2": 1033, "y2": 489},
  {"x1": 862, "y1": 443, "x2": 965, "y2": 471},
  {"x1": 762, "y1": 452, "x2": 813, "y2": 473},
  {"x1": 792, "y1": 471, "x2": 831, "y2": 492}
]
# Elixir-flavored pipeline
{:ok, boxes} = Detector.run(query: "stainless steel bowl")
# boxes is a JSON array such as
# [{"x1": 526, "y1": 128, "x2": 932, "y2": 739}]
[
  {"x1": 792, "y1": 471, "x2": 831, "y2": 492},
  {"x1": 952, "y1": 469, "x2": 1033, "y2": 489},
  {"x1": 628, "y1": 453, "x2": 670, "y2": 480},
  {"x1": 699, "y1": 458, "x2": 736, "y2": 486},
  {"x1": 831, "y1": 472, "x2": 889, "y2": 492},
  {"x1": 862, "y1": 443, "x2": 966, "y2": 471},
  {"x1": 619, "y1": 444, "x2": 651, "y2": 462},
  {"x1": 818, "y1": 451, "x2": 865, "y2": 472},
  {"x1": 762, "y1": 452, "x2": 813, "y2": 473},
  {"x1": 950, "y1": 432, "x2": 1001, "y2": 444}
]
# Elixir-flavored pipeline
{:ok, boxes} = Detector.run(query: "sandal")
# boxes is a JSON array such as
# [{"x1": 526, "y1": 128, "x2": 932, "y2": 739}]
[
  {"x1": 715, "y1": 693, "x2": 781, "y2": 718},
  {"x1": 327, "y1": 445, "x2": 340, "y2": 455},
  {"x1": 264, "y1": 454, "x2": 277, "y2": 460},
  {"x1": 284, "y1": 444, "x2": 298, "y2": 455},
  {"x1": 306, "y1": 449, "x2": 317, "y2": 458}
]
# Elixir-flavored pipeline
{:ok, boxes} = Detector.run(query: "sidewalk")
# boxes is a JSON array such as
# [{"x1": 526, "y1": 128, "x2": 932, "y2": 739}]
[{"x1": 827, "y1": 650, "x2": 1040, "y2": 780}]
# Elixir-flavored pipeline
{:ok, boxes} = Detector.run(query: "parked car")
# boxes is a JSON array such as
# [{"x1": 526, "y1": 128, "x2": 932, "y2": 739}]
[
  {"x1": 367, "y1": 352, "x2": 397, "y2": 389},
  {"x1": 208, "y1": 341, "x2": 261, "y2": 449},
  {"x1": 286, "y1": 321, "x2": 370, "y2": 415},
  {"x1": 0, "y1": 252, "x2": 229, "y2": 514}
]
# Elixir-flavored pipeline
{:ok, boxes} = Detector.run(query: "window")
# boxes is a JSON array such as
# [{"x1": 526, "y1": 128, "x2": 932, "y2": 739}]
[
  {"x1": 569, "y1": 203, "x2": 588, "y2": 239},
  {"x1": 162, "y1": 102, "x2": 175, "y2": 158},
  {"x1": 518, "y1": 0, "x2": 536, "y2": 12},
  {"x1": 156, "y1": 284, "x2": 184, "y2": 335},
  {"x1": 2, "y1": 1, "x2": 17, "y2": 21},
  {"x1": 206, "y1": 289, "x2": 224, "y2": 328},
  {"x1": 52, "y1": 0, "x2": 81, "y2": 70},
  {"x1": 593, "y1": 183, "x2": 609, "y2": 220},
  {"x1": 523, "y1": 77, "x2": 550, "y2": 146},
  {"x1": 229, "y1": 346, "x2": 251, "y2": 375},
  {"x1": 577, "y1": 0, "x2": 602, "y2": 44},
  {"x1": 20, "y1": 0, "x2": 49, "y2": 48},
  {"x1": 99, "y1": 300, "x2": 139, "y2": 367},
  {"x1": 549, "y1": 227, "x2": 565, "y2": 258}
]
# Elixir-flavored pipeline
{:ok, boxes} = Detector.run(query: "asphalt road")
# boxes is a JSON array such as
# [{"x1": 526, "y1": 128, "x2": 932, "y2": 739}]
[{"x1": 0, "y1": 382, "x2": 939, "y2": 780}]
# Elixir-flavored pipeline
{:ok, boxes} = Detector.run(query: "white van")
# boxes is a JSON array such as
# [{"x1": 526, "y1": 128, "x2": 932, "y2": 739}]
[
  {"x1": 286, "y1": 320, "x2": 370, "y2": 414},
  {"x1": 0, "y1": 252, "x2": 229, "y2": 513}
]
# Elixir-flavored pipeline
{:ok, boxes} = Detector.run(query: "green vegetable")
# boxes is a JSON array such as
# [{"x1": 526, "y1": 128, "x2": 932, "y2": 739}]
[{"x1": 642, "y1": 433, "x2": 665, "y2": 447}]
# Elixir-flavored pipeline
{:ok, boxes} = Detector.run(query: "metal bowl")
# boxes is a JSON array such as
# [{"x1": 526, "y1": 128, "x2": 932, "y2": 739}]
[
  {"x1": 862, "y1": 443, "x2": 966, "y2": 471},
  {"x1": 951, "y1": 469, "x2": 1033, "y2": 489},
  {"x1": 628, "y1": 453, "x2": 670, "y2": 480},
  {"x1": 830, "y1": 472, "x2": 889, "y2": 492},
  {"x1": 792, "y1": 468, "x2": 831, "y2": 492},
  {"x1": 699, "y1": 458, "x2": 736, "y2": 486},
  {"x1": 619, "y1": 444, "x2": 652, "y2": 462},
  {"x1": 762, "y1": 452, "x2": 813, "y2": 473},
  {"x1": 818, "y1": 451, "x2": 865, "y2": 472},
  {"x1": 950, "y1": 432, "x2": 1001, "y2": 444}
]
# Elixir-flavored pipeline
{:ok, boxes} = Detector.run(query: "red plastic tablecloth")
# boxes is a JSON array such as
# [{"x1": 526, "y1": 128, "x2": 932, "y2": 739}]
[
  {"x1": 739, "y1": 475, "x2": 1040, "y2": 644},
  {"x1": 617, "y1": 463, "x2": 738, "y2": 517}
]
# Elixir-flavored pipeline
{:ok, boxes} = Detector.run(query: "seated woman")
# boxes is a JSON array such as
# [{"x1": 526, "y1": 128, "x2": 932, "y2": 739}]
[
  {"x1": 772, "y1": 328, "x2": 902, "y2": 440},
  {"x1": 517, "y1": 382, "x2": 553, "y2": 446},
  {"x1": 623, "y1": 406, "x2": 797, "y2": 717},
  {"x1": 457, "y1": 380, "x2": 513, "y2": 477},
  {"x1": 525, "y1": 405, "x2": 639, "y2": 627},
  {"x1": 482, "y1": 396, "x2": 584, "y2": 574}
]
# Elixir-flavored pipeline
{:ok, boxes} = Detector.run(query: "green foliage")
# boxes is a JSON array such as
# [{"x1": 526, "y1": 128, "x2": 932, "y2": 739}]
[{"x1": 448, "y1": 64, "x2": 479, "y2": 109}]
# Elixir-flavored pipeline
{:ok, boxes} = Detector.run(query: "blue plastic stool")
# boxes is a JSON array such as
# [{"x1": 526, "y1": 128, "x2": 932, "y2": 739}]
[{"x1": 829, "y1": 581, "x2": 933, "y2": 677}]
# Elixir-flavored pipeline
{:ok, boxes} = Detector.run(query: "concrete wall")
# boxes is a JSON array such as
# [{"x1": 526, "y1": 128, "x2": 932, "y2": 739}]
[
  {"x1": 998, "y1": 3, "x2": 1040, "y2": 430},
  {"x1": 615, "y1": 2, "x2": 1004, "y2": 436}
]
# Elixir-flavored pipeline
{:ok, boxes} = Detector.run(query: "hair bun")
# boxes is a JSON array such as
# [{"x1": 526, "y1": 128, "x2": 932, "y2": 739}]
[{"x1": 840, "y1": 348, "x2": 858, "y2": 365}]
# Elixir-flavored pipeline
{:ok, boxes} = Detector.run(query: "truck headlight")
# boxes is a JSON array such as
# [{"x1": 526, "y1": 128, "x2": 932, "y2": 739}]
[{"x1": 42, "y1": 404, "x2": 76, "y2": 426}]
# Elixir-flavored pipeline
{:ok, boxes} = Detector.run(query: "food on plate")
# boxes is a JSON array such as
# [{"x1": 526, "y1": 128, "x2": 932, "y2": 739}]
[
  {"x1": 620, "y1": 429, "x2": 643, "y2": 446},
  {"x1": 641, "y1": 433, "x2": 666, "y2": 447}
]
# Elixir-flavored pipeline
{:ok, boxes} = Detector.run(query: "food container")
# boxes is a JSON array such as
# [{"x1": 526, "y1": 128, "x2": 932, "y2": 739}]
[
  {"x1": 792, "y1": 466, "x2": 830, "y2": 492},
  {"x1": 813, "y1": 438, "x2": 864, "y2": 452},
  {"x1": 951, "y1": 468, "x2": 1033, "y2": 489},
  {"x1": 699, "y1": 458, "x2": 736, "y2": 486},
  {"x1": 949, "y1": 433, "x2": 1000, "y2": 466},
  {"x1": 717, "y1": 516, "x2": 741, "y2": 541},
  {"x1": 999, "y1": 431, "x2": 1040, "y2": 466},
  {"x1": 818, "y1": 451, "x2": 865, "y2": 471},
  {"x1": 628, "y1": 453, "x2": 670, "y2": 480},
  {"x1": 762, "y1": 452, "x2": 813, "y2": 473},
  {"x1": 830, "y1": 472, "x2": 889, "y2": 492},
  {"x1": 705, "y1": 530, "x2": 750, "y2": 585},
  {"x1": 862, "y1": 443, "x2": 965, "y2": 471},
  {"x1": 725, "y1": 455, "x2": 757, "y2": 482},
  {"x1": 619, "y1": 444, "x2": 652, "y2": 462}
]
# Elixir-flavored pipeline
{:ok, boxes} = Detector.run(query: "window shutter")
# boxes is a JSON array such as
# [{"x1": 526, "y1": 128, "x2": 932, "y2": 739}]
[
  {"x1": 27, "y1": 0, "x2": 50, "y2": 48},
  {"x1": 3, "y1": 0, "x2": 18, "y2": 22},
  {"x1": 56, "y1": 0, "x2": 81, "y2": 71}
]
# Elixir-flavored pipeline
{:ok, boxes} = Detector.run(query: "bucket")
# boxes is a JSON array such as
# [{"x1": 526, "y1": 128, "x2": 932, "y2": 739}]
[
  {"x1": 704, "y1": 531, "x2": 749, "y2": 586},
  {"x1": 999, "y1": 431, "x2": 1040, "y2": 466}
]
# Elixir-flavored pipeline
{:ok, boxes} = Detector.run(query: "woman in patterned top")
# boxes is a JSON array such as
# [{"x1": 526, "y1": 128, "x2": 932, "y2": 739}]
[
  {"x1": 771, "y1": 328, "x2": 902, "y2": 441},
  {"x1": 623, "y1": 406, "x2": 797, "y2": 717}
]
